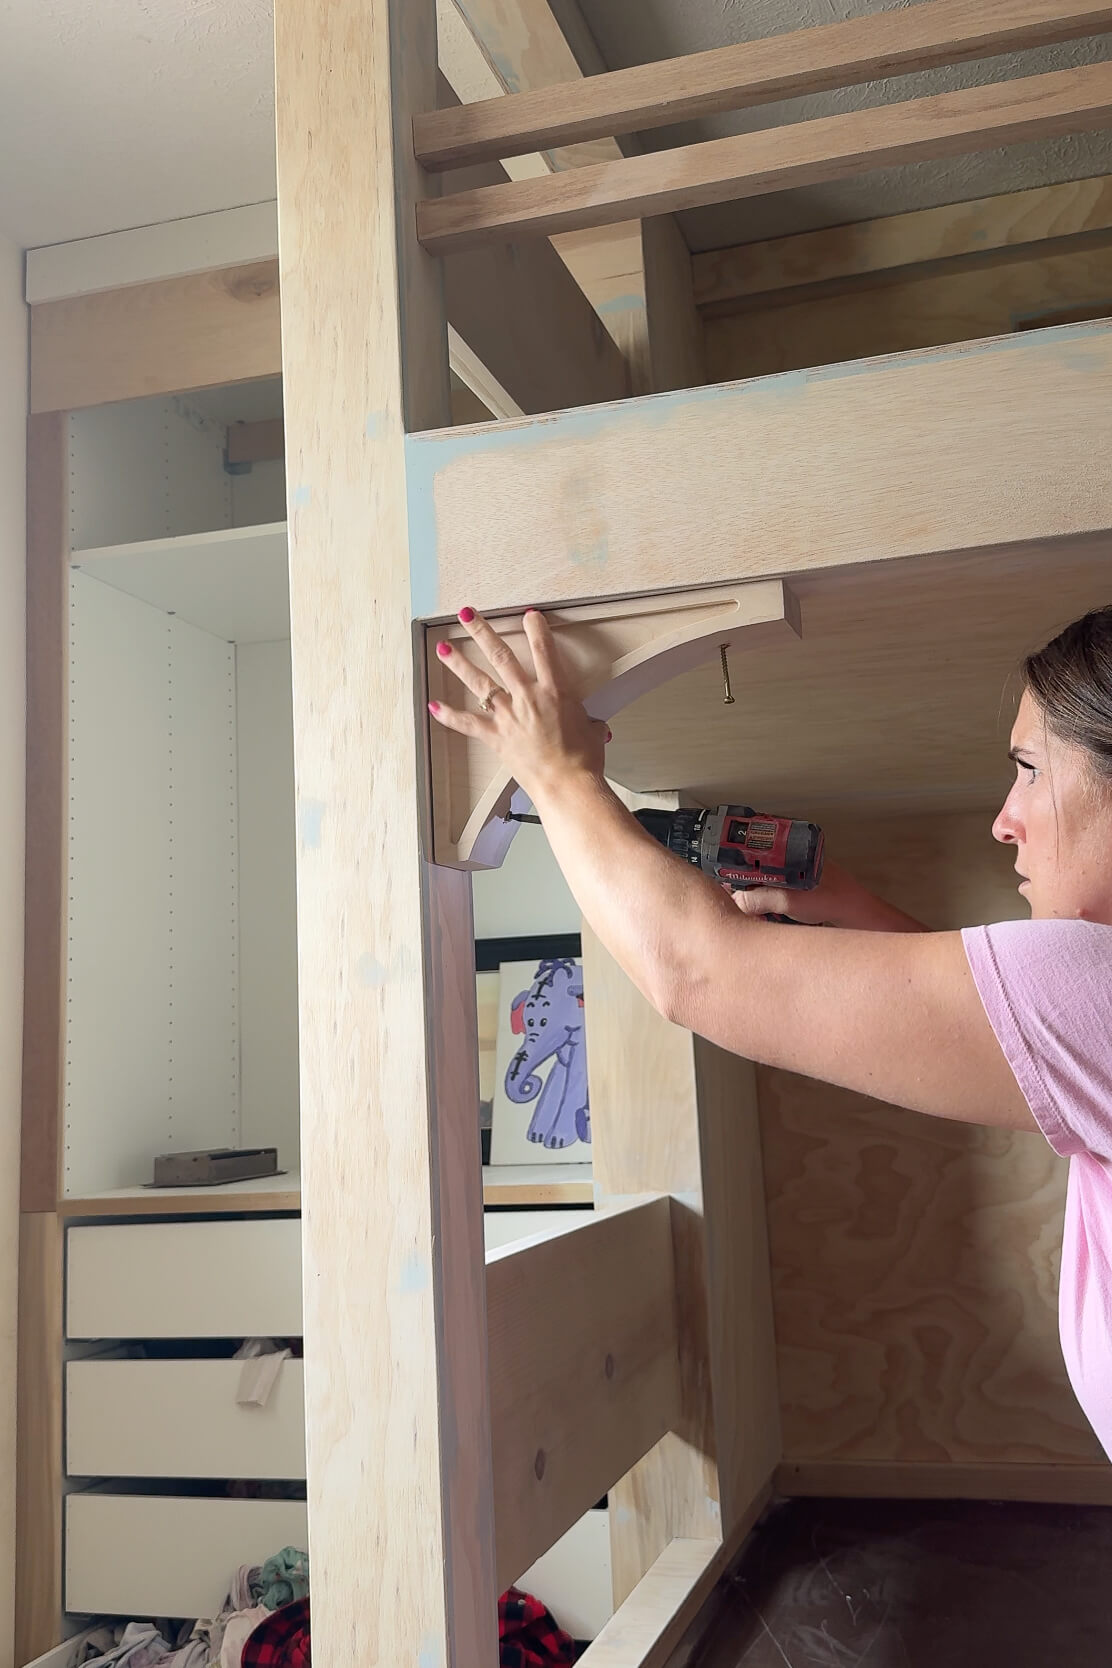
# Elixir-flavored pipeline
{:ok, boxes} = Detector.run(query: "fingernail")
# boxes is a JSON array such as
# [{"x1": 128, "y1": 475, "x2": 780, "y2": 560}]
[
  {"x1": 458, "y1": 607, "x2": 475, "y2": 624},
  {"x1": 606, "y1": 728, "x2": 613, "y2": 743},
  {"x1": 524, "y1": 607, "x2": 539, "y2": 616},
  {"x1": 435, "y1": 641, "x2": 451, "y2": 658},
  {"x1": 427, "y1": 700, "x2": 441, "y2": 714}
]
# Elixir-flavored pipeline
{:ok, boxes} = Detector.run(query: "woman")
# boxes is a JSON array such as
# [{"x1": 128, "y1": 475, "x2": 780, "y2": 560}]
[{"x1": 429, "y1": 604, "x2": 1112, "y2": 1459}]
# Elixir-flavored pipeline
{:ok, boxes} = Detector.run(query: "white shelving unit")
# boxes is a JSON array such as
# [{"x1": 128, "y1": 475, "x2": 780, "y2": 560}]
[{"x1": 54, "y1": 386, "x2": 605, "y2": 1643}]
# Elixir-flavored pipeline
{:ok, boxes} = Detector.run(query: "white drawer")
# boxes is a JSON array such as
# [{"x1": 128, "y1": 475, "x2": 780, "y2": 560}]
[
  {"x1": 66, "y1": 1219, "x2": 302, "y2": 1339},
  {"x1": 67, "y1": 1358, "x2": 306, "y2": 1479},
  {"x1": 518, "y1": 1508, "x2": 612, "y2": 1641},
  {"x1": 65, "y1": 1493, "x2": 308, "y2": 1619}
]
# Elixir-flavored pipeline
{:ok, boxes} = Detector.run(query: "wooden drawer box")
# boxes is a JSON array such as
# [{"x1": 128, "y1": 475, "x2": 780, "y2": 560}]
[
  {"x1": 66, "y1": 1219, "x2": 303, "y2": 1339},
  {"x1": 65, "y1": 1494, "x2": 309, "y2": 1619},
  {"x1": 66, "y1": 1358, "x2": 306, "y2": 1479}
]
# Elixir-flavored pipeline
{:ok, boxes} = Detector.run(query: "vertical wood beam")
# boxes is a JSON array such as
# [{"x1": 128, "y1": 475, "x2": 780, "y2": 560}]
[
  {"x1": 582, "y1": 915, "x2": 780, "y2": 1604},
  {"x1": 274, "y1": 2, "x2": 497, "y2": 1664},
  {"x1": 15, "y1": 1213, "x2": 64, "y2": 1663}
]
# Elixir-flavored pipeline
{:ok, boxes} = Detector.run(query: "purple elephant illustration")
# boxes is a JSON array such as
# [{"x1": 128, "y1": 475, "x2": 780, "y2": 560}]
[{"x1": 504, "y1": 958, "x2": 590, "y2": 1150}]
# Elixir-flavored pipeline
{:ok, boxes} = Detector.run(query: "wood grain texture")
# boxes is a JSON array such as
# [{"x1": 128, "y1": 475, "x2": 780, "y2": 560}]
[
  {"x1": 407, "y1": 321, "x2": 1112, "y2": 621},
  {"x1": 692, "y1": 172, "x2": 1112, "y2": 310},
  {"x1": 417, "y1": 61, "x2": 1112, "y2": 252},
  {"x1": 274, "y1": 0, "x2": 497, "y2": 1663},
  {"x1": 640, "y1": 217, "x2": 706, "y2": 395},
  {"x1": 426, "y1": 581, "x2": 799, "y2": 866},
  {"x1": 777, "y1": 1462, "x2": 1112, "y2": 1502},
  {"x1": 31, "y1": 263, "x2": 281, "y2": 412},
  {"x1": 487, "y1": 1202, "x2": 682, "y2": 1592},
  {"x1": 15, "y1": 1212, "x2": 63, "y2": 1663},
  {"x1": 577, "y1": 1538, "x2": 720, "y2": 1668},
  {"x1": 761, "y1": 811, "x2": 1107, "y2": 1471},
  {"x1": 416, "y1": 0, "x2": 1112, "y2": 169},
  {"x1": 705, "y1": 241, "x2": 1112, "y2": 382},
  {"x1": 21, "y1": 413, "x2": 67, "y2": 1215},
  {"x1": 583, "y1": 923, "x2": 780, "y2": 1606}
]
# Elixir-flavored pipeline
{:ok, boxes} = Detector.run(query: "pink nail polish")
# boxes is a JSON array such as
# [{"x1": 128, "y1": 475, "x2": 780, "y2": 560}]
[
  {"x1": 606, "y1": 729, "x2": 613, "y2": 743},
  {"x1": 436, "y1": 641, "x2": 451, "y2": 658},
  {"x1": 524, "y1": 607, "x2": 539, "y2": 616},
  {"x1": 458, "y1": 607, "x2": 475, "y2": 624},
  {"x1": 427, "y1": 700, "x2": 441, "y2": 714}
]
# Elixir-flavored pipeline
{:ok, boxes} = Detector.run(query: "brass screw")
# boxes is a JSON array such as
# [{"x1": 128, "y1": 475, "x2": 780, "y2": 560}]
[{"x1": 720, "y1": 644, "x2": 735, "y2": 706}]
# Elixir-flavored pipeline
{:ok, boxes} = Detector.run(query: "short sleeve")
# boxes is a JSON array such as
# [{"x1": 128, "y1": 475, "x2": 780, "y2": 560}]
[{"x1": 962, "y1": 918, "x2": 1112, "y2": 1161}]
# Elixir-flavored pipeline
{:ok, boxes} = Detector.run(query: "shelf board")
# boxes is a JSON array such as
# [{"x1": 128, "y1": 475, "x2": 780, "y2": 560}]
[
  {"x1": 59, "y1": 1162, "x2": 594, "y2": 1217},
  {"x1": 481, "y1": 1163, "x2": 594, "y2": 1205},
  {"x1": 70, "y1": 521, "x2": 290, "y2": 644}
]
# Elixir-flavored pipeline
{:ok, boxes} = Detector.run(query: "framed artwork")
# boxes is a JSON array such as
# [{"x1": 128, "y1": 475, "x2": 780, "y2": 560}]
[{"x1": 476, "y1": 935, "x2": 590, "y2": 1167}]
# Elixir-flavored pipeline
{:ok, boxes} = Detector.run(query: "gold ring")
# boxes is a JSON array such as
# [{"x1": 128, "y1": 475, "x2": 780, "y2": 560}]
[{"x1": 479, "y1": 687, "x2": 502, "y2": 713}]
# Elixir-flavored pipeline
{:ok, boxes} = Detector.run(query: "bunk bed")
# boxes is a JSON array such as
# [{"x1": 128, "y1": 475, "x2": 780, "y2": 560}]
[{"x1": 17, "y1": 2, "x2": 1112, "y2": 1666}]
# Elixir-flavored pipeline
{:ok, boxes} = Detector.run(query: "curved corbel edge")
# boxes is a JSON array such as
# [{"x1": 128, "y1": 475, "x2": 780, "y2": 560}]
[{"x1": 458, "y1": 578, "x2": 802, "y2": 869}]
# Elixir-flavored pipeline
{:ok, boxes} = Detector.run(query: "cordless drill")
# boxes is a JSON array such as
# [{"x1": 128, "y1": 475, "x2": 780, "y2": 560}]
[{"x1": 634, "y1": 805, "x2": 825, "y2": 895}]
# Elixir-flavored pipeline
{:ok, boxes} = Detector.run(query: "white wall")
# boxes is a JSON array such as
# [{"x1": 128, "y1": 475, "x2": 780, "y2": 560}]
[
  {"x1": 0, "y1": 233, "x2": 27, "y2": 1668},
  {"x1": 472, "y1": 821, "x2": 579, "y2": 939}
]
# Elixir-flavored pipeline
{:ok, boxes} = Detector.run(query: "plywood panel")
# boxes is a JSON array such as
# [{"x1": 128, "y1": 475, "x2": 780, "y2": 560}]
[
  {"x1": 15, "y1": 1214, "x2": 63, "y2": 1664},
  {"x1": 759, "y1": 809, "x2": 1106, "y2": 1468},
  {"x1": 705, "y1": 243, "x2": 1112, "y2": 382}
]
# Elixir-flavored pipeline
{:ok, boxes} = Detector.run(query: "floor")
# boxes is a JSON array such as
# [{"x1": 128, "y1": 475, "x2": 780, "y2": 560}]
[{"x1": 695, "y1": 1496, "x2": 1112, "y2": 1667}]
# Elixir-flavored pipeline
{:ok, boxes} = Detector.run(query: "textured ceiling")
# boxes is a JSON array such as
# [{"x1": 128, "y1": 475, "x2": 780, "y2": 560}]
[
  {"x1": 2, "y1": 0, "x2": 1112, "y2": 252},
  {"x1": 576, "y1": 0, "x2": 1112, "y2": 250},
  {"x1": 0, "y1": 0, "x2": 276, "y2": 247}
]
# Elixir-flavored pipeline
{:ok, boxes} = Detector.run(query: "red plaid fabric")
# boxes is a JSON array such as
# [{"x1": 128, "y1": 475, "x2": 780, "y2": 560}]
[
  {"x1": 238, "y1": 1587, "x2": 576, "y2": 1667},
  {"x1": 498, "y1": 1587, "x2": 578, "y2": 1666},
  {"x1": 241, "y1": 1598, "x2": 310, "y2": 1668}
]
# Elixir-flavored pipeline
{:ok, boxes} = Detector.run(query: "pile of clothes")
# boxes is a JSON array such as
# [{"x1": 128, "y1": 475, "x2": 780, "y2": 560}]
[{"x1": 71, "y1": 1547, "x2": 581, "y2": 1668}]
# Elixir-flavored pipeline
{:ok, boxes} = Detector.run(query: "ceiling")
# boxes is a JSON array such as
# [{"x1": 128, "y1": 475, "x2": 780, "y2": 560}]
[{"x1": 2, "y1": 0, "x2": 1112, "y2": 253}]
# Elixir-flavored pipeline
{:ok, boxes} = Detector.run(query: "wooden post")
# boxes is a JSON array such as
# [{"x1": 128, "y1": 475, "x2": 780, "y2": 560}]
[{"x1": 274, "y1": 2, "x2": 498, "y2": 1663}]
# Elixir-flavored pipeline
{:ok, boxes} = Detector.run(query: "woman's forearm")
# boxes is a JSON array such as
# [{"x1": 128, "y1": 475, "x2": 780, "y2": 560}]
[{"x1": 529, "y1": 769, "x2": 747, "y2": 1018}]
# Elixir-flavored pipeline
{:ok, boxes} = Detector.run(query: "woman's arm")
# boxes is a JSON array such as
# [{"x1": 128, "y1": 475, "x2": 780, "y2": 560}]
[
  {"x1": 429, "y1": 610, "x2": 1037, "y2": 1135},
  {"x1": 727, "y1": 854, "x2": 928, "y2": 933}
]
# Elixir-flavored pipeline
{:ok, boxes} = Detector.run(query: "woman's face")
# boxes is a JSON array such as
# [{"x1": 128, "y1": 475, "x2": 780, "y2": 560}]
[{"x1": 992, "y1": 689, "x2": 1112, "y2": 923}]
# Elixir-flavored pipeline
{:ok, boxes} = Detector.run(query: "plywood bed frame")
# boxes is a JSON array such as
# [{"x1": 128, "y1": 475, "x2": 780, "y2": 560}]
[{"x1": 18, "y1": 1, "x2": 1112, "y2": 1664}]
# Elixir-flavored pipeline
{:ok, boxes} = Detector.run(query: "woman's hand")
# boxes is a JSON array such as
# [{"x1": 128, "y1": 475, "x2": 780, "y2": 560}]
[
  {"x1": 427, "y1": 607, "x2": 609, "y2": 805},
  {"x1": 729, "y1": 857, "x2": 928, "y2": 933}
]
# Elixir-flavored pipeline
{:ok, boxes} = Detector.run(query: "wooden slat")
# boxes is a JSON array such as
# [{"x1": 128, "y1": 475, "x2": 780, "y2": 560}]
[
  {"x1": 31, "y1": 262, "x2": 282, "y2": 412},
  {"x1": 21, "y1": 413, "x2": 67, "y2": 1215},
  {"x1": 274, "y1": 1, "x2": 497, "y2": 1665},
  {"x1": 778, "y1": 1462, "x2": 1112, "y2": 1503},
  {"x1": 226, "y1": 418, "x2": 285, "y2": 466},
  {"x1": 578, "y1": 1539, "x2": 721, "y2": 1668},
  {"x1": 487, "y1": 1201, "x2": 682, "y2": 1593},
  {"x1": 404, "y1": 320, "x2": 1112, "y2": 619},
  {"x1": 415, "y1": 0, "x2": 1112, "y2": 168},
  {"x1": 692, "y1": 173, "x2": 1112, "y2": 310},
  {"x1": 15, "y1": 1213, "x2": 63, "y2": 1662},
  {"x1": 417, "y1": 60, "x2": 1112, "y2": 253}
]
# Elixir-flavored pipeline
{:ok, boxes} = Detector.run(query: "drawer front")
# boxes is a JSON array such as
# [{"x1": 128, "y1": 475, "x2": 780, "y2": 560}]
[
  {"x1": 66, "y1": 1219, "x2": 302, "y2": 1338},
  {"x1": 65, "y1": 1494, "x2": 308, "y2": 1619},
  {"x1": 518, "y1": 1508, "x2": 612, "y2": 1641},
  {"x1": 67, "y1": 1359, "x2": 306, "y2": 1480}
]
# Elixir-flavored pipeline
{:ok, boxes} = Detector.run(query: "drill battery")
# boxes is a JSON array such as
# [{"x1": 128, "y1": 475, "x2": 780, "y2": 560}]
[{"x1": 635, "y1": 805, "x2": 824, "y2": 893}]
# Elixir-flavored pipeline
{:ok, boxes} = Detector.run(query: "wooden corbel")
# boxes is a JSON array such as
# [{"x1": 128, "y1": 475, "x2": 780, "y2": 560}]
[{"x1": 425, "y1": 577, "x2": 802, "y2": 869}]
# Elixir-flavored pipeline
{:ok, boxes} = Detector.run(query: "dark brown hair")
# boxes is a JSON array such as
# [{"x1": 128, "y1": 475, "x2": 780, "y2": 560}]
[{"x1": 1024, "y1": 606, "x2": 1112, "y2": 781}]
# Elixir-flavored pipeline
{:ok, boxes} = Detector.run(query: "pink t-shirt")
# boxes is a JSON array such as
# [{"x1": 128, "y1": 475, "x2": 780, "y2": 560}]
[{"x1": 963, "y1": 918, "x2": 1112, "y2": 1458}]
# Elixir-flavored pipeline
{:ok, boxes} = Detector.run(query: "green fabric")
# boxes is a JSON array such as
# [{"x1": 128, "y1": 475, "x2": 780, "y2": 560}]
[{"x1": 259, "y1": 1547, "x2": 310, "y2": 1610}]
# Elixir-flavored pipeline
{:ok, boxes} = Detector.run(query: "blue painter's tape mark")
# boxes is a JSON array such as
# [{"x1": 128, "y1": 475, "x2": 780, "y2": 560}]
[
  {"x1": 406, "y1": 454, "x2": 441, "y2": 620},
  {"x1": 366, "y1": 411, "x2": 384, "y2": 439},
  {"x1": 399, "y1": 1252, "x2": 430, "y2": 1295},
  {"x1": 356, "y1": 952, "x2": 389, "y2": 988},
  {"x1": 595, "y1": 292, "x2": 648, "y2": 316},
  {"x1": 291, "y1": 484, "x2": 311, "y2": 508},
  {"x1": 417, "y1": 1637, "x2": 442, "y2": 1668},
  {"x1": 298, "y1": 799, "x2": 325, "y2": 849}
]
